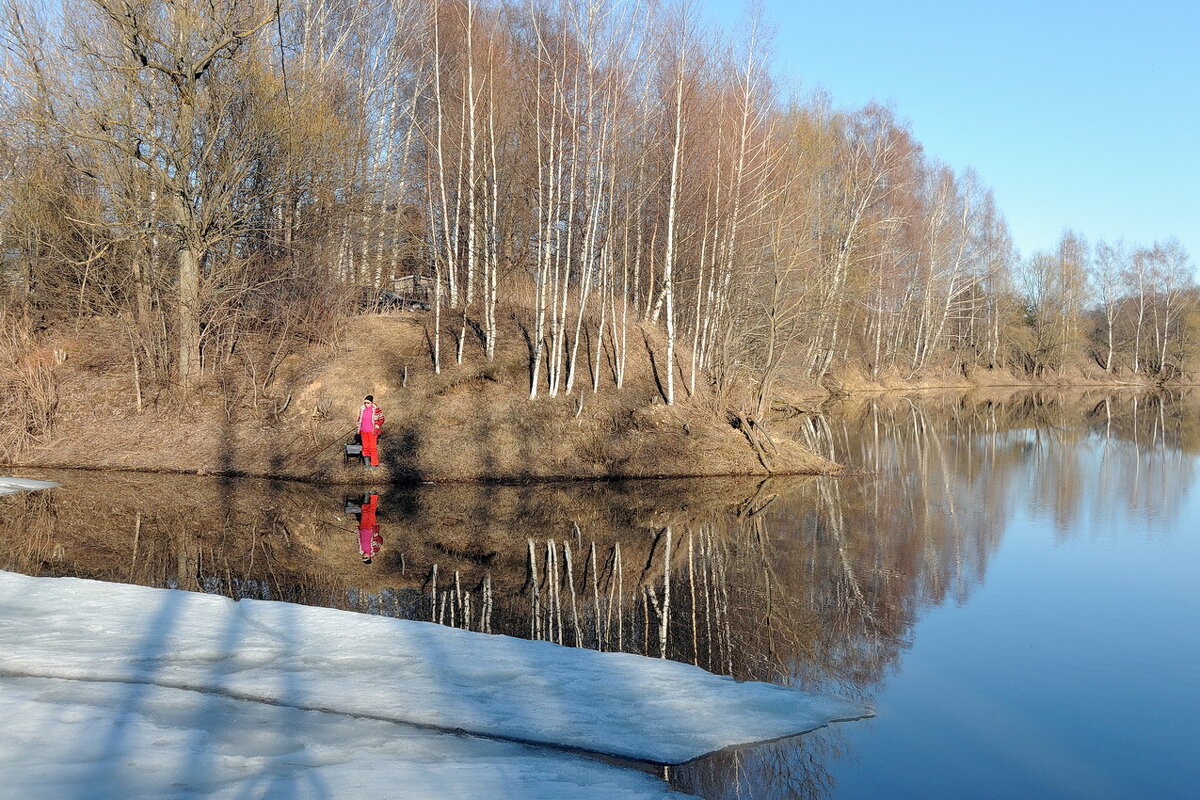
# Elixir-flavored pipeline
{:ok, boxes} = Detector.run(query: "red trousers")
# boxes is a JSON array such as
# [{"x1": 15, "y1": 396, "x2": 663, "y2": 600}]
[
  {"x1": 360, "y1": 430, "x2": 379, "y2": 466},
  {"x1": 358, "y1": 494, "x2": 381, "y2": 558}
]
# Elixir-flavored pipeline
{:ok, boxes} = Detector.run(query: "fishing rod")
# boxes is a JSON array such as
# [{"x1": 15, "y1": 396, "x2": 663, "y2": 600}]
[
  {"x1": 302, "y1": 425, "x2": 359, "y2": 461},
  {"x1": 319, "y1": 519, "x2": 359, "y2": 534}
]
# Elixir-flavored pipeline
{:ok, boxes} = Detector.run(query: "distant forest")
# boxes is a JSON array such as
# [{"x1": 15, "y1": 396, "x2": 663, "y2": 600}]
[{"x1": 2, "y1": 0, "x2": 1196, "y2": 407}]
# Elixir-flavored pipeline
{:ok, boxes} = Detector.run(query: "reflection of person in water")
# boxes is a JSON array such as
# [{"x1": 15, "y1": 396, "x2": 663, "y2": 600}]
[{"x1": 356, "y1": 492, "x2": 383, "y2": 564}]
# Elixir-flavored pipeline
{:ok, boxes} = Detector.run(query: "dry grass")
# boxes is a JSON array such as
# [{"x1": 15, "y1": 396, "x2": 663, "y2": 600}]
[
  {"x1": 765, "y1": 358, "x2": 1161, "y2": 414},
  {"x1": 3, "y1": 309, "x2": 839, "y2": 481},
  {"x1": 0, "y1": 311, "x2": 61, "y2": 461}
]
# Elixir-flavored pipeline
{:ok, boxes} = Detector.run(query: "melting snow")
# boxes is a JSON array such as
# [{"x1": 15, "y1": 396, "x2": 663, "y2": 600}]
[
  {"x1": 1, "y1": 676, "x2": 687, "y2": 799},
  {"x1": 0, "y1": 570, "x2": 870, "y2": 797}
]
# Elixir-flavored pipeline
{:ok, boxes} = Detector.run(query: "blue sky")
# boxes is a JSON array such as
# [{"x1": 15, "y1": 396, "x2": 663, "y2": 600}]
[{"x1": 703, "y1": 0, "x2": 1199, "y2": 269}]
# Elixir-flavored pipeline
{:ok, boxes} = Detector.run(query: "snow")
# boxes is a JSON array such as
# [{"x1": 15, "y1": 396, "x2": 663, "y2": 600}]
[
  {"x1": 0, "y1": 476, "x2": 58, "y2": 495},
  {"x1": 0, "y1": 570, "x2": 871, "y2": 797},
  {"x1": 1, "y1": 676, "x2": 687, "y2": 799}
]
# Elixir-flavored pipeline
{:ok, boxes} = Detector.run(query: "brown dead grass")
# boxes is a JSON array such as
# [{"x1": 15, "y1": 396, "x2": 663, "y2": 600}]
[
  {"x1": 767, "y1": 359, "x2": 1162, "y2": 413},
  {"x1": 5, "y1": 310, "x2": 839, "y2": 481}
]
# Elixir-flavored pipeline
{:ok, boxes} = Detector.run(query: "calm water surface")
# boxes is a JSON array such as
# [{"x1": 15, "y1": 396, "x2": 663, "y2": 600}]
[{"x1": 3, "y1": 390, "x2": 1197, "y2": 799}]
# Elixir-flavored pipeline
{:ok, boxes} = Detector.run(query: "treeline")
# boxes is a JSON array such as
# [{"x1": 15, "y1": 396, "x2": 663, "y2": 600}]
[{"x1": 1, "y1": 0, "x2": 1196, "y2": 410}]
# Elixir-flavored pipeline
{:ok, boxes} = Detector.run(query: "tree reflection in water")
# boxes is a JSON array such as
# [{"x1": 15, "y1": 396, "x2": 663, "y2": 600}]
[{"x1": 1, "y1": 389, "x2": 1195, "y2": 798}]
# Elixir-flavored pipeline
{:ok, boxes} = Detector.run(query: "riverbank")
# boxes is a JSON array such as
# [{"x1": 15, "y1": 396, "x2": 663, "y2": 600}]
[
  {"x1": 3, "y1": 314, "x2": 838, "y2": 483},
  {"x1": 7, "y1": 312, "x2": 1194, "y2": 484}
]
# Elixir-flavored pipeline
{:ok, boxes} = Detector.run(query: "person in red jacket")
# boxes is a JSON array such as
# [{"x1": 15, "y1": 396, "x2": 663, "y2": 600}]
[
  {"x1": 358, "y1": 395, "x2": 385, "y2": 467},
  {"x1": 357, "y1": 492, "x2": 382, "y2": 564}
]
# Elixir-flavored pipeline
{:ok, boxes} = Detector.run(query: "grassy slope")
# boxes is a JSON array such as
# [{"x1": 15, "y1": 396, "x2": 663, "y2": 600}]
[{"x1": 7, "y1": 313, "x2": 838, "y2": 482}]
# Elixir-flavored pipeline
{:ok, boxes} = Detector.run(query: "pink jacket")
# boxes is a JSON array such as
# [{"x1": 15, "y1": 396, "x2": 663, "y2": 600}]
[{"x1": 359, "y1": 403, "x2": 383, "y2": 434}]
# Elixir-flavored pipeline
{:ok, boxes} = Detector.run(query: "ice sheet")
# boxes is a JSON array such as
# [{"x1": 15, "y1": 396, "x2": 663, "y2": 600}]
[
  {"x1": 0, "y1": 476, "x2": 58, "y2": 495},
  {"x1": 0, "y1": 675, "x2": 690, "y2": 799},
  {"x1": 0, "y1": 571, "x2": 870, "y2": 768}
]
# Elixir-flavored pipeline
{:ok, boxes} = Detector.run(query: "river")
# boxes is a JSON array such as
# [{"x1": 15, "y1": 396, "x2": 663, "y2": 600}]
[{"x1": 2, "y1": 389, "x2": 1196, "y2": 799}]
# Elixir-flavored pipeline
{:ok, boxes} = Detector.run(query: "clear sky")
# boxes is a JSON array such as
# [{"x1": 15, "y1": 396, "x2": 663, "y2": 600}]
[{"x1": 703, "y1": 0, "x2": 1199, "y2": 270}]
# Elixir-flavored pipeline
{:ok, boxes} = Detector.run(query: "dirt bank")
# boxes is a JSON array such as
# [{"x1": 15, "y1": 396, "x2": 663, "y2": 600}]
[{"x1": 4, "y1": 313, "x2": 838, "y2": 482}]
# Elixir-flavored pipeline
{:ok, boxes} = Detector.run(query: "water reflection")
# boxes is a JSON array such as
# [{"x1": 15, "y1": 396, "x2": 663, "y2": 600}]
[
  {"x1": 1, "y1": 389, "x2": 1195, "y2": 798},
  {"x1": 349, "y1": 493, "x2": 384, "y2": 564}
]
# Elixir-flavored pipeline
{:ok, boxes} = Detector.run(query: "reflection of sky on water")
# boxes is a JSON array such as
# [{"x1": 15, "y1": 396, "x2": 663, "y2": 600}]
[
  {"x1": 696, "y1": 396, "x2": 1200, "y2": 800},
  {"x1": 817, "y1": 469, "x2": 1200, "y2": 799}
]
